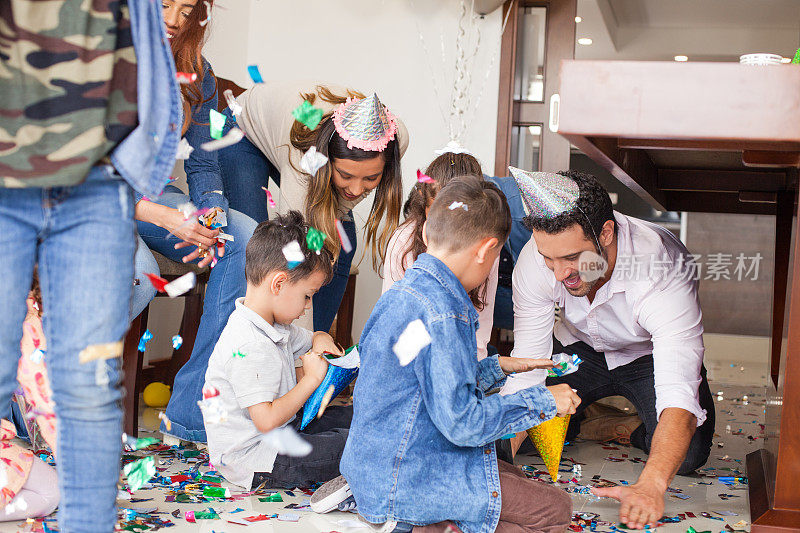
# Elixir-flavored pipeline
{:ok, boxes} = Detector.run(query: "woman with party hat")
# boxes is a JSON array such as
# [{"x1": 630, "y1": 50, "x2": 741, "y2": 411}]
[
  {"x1": 504, "y1": 167, "x2": 715, "y2": 530},
  {"x1": 218, "y1": 84, "x2": 409, "y2": 333}
]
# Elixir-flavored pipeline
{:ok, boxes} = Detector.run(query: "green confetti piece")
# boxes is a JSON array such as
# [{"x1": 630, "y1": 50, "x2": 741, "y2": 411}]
[
  {"x1": 131, "y1": 437, "x2": 159, "y2": 450},
  {"x1": 306, "y1": 227, "x2": 326, "y2": 252},
  {"x1": 203, "y1": 486, "x2": 230, "y2": 498},
  {"x1": 292, "y1": 100, "x2": 324, "y2": 130},
  {"x1": 194, "y1": 509, "x2": 219, "y2": 519},
  {"x1": 123, "y1": 456, "x2": 156, "y2": 492},
  {"x1": 200, "y1": 474, "x2": 222, "y2": 484},
  {"x1": 182, "y1": 450, "x2": 201, "y2": 458},
  {"x1": 258, "y1": 493, "x2": 283, "y2": 502},
  {"x1": 233, "y1": 350, "x2": 247, "y2": 358},
  {"x1": 209, "y1": 109, "x2": 226, "y2": 139},
  {"x1": 792, "y1": 48, "x2": 800, "y2": 64}
]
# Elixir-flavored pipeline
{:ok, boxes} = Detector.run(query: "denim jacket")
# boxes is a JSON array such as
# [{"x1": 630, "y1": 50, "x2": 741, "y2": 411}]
[
  {"x1": 133, "y1": 58, "x2": 228, "y2": 212},
  {"x1": 340, "y1": 253, "x2": 557, "y2": 533},
  {"x1": 111, "y1": 0, "x2": 182, "y2": 198}
]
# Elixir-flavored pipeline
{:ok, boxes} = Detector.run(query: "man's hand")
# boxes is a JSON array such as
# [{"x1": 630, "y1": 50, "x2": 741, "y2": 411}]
[
  {"x1": 592, "y1": 480, "x2": 664, "y2": 529},
  {"x1": 299, "y1": 352, "x2": 329, "y2": 386},
  {"x1": 546, "y1": 384, "x2": 580, "y2": 416},
  {"x1": 498, "y1": 356, "x2": 554, "y2": 374}
]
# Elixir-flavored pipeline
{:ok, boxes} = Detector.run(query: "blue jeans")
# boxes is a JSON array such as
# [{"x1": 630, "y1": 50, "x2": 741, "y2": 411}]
[
  {"x1": 0, "y1": 166, "x2": 134, "y2": 532},
  {"x1": 218, "y1": 125, "x2": 357, "y2": 332},
  {"x1": 134, "y1": 189, "x2": 257, "y2": 442}
]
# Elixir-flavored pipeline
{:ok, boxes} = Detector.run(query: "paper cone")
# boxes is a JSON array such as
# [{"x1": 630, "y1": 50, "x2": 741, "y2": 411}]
[{"x1": 527, "y1": 415, "x2": 570, "y2": 481}]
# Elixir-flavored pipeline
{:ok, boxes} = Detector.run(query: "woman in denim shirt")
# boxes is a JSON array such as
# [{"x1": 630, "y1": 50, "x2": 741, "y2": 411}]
[{"x1": 132, "y1": 0, "x2": 257, "y2": 443}]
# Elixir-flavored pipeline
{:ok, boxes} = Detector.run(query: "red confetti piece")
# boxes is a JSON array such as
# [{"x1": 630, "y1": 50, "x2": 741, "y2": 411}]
[
  {"x1": 176, "y1": 72, "x2": 197, "y2": 84},
  {"x1": 202, "y1": 384, "x2": 219, "y2": 399},
  {"x1": 416, "y1": 169, "x2": 434, "y2": 184},
  {"x1": 244, "y1": 515, "x2": 271, "y2": 522},
  {"x1": 261, "y1": 187, "x2": 277, "y2": 208},
  {"x1": 143, "y1": 273, "x2": 169, "y2": 292}
]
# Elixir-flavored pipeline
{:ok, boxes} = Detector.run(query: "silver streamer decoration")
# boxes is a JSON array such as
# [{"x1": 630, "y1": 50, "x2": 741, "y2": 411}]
[{"x1": 409, "y1": 0, "x2": 514, "y2": 146}]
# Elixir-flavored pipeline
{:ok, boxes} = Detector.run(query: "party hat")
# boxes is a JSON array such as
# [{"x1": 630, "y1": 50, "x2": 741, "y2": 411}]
[
  {"x1": 509, "y1": 166, "x2": 579, "y2": 219},
  {"x1": 299, "y1": 345, "x2": 360, "y2": 430},
  {"x1": 527, "y1": 414, "x2": 570, "y2": 481},
  {"x1": 333, "y1": 93, "x2": 398, "y2": 152}
]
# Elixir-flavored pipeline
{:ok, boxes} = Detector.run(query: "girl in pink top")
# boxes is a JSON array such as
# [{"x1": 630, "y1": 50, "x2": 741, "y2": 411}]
[
  {"x1": 1, "y1": 273, "x2": 59, "y2": 521},
  {"x1": 381, "y1": 152, "x2": 499, "y2": 359}
]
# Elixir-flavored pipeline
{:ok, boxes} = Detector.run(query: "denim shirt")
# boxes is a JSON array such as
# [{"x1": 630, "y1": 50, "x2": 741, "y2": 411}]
[
  {"x1": 183, "y1": 59, "x2": 227, "y2": 212},
  {"x1": 133, "y1": 58, "x2": 227, "y2": 212},
  {"x1": 111, "y1": 0, "x2": 182, "y2": 198},
  {"x1": 340, "y1": 253, "x2": 557, "y2": 533}
]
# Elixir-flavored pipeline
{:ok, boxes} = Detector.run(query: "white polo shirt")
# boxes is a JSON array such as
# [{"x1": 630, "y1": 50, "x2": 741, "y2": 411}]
[
  {"x1": 204, "y1": 298, "x2": 313, "y2": 488},
  {"x1": 504, "y1": 212, "x2": 707, "y2": 426}
]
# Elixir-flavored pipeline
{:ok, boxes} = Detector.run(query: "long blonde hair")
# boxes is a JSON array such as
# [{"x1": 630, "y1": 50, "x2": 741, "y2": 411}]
[{"x1": 289, "y1": 86, "x2": 403, "y2": 271}]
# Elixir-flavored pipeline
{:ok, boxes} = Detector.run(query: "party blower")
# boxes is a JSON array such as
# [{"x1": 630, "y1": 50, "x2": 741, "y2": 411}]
[{"x1": 299, "y1": 345, "x2": 360, "y2": 430}]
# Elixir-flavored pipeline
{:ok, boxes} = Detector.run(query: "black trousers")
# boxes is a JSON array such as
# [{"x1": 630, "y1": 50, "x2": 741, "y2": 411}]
[
  {"x1": 545, "y1": 340, "x2": 715, "y2": 475},
  {"x1": 251, "y1": 405, "x2": 353, "y2": 489}
]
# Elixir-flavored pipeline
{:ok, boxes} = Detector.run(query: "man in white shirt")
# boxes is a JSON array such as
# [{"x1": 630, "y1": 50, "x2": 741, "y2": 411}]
[{"x1": 504, "y1": 168, "x2": 714, "y2": 530}]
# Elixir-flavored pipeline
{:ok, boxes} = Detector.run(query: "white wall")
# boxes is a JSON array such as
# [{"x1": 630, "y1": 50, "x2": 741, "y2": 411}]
[{"x1": 203, "y1": 0, "x2": 505, "y2": 339}]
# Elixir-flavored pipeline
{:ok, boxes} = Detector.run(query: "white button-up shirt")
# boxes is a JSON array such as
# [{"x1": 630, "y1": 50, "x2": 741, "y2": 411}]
[{"x1": 503, "y1": 212, "x2": 706, "y2": 426}]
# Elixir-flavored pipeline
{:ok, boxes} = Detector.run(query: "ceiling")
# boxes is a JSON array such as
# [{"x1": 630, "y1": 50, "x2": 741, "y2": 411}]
[{"x1": 574, "y1": 0, "x2": 800, "y2": 62}]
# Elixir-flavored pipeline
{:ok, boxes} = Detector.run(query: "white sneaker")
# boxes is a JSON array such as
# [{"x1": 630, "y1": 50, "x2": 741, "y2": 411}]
[{"x1": 310, "y1": 475, "x2": 352, "y2": 514}]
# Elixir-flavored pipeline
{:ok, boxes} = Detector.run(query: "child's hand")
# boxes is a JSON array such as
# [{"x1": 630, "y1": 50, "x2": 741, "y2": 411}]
[
  {"x1": 546, "y1": 384, "x2": 581, "y2": 417},
  {"x1": 311, "y1": 332, "x2": 343, "y2": 357},
  {"x1": 300, "y1": 352, "x2": 329, "y2": 386},
  {"x1": 498, "y1": 356, "x2": 554, "y2": 374}
]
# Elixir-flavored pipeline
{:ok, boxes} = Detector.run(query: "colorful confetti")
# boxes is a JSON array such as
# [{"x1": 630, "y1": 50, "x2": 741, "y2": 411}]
[
  {"x1": 416, "y1": 169, "x2": 435, "y2": 184},
  {"x1": 209, "y1": 109, "x2": 226, "y2": 140},
  {"x1": 306, "y1": 227, "x2": 326, "y2": 254},
  {"x1": 335, "y1": 219, "x2": 353, "y2": 254},
  {"x1": 300, "y1": 145, "x2": 329, "y2": 175},
  {"x1": 137, "y1": 330, "x2": 153, "y2": 352},
  {"x1": 392, "y1": 319, "x2": 431, "y2": 366},
  {"x1": 247, "y1": 64, "x2": 264, "y2": 83},
  {"x1": 292, "y1": 100, "x2": 324, "y2": 130},
  {"x1": 201, "y1": 127, "x2": 244, "y2": 151},
  {"x1": 282, "y1": 241, "x2": 304, "y2": 268}
]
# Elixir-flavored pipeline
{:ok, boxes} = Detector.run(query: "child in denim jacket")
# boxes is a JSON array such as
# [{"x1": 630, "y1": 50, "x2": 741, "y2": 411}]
[{"x1": 337, "y1": 178, "x2": 580, "y2": 533}]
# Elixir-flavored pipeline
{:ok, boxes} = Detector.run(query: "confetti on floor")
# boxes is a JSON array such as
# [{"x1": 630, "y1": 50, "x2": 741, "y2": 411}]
[{"x1": 1, "y1": 357, "x2": 761, "y2": 533}]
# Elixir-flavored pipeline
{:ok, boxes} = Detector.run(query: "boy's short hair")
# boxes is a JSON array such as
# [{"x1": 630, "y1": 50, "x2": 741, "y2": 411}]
[
  {"x1": 425, "y1": 177, "x2": 511, "y2": 254},
  {"x1": 245, "y1": 210, "x2": 333, "y2": 286},
  {"x1": 523, "y1": 170, "x2": 616, "y2": 242}
]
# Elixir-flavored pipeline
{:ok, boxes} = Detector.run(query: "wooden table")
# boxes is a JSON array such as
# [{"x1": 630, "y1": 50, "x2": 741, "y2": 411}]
[{"x1": 555, "y1": 60, "x2": 800, "y2": 531}]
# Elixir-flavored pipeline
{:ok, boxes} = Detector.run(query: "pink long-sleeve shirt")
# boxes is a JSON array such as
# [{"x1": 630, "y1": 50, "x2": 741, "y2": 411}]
[{"x1": 382, "y1": 222, "x2": 499, "y2": 360}]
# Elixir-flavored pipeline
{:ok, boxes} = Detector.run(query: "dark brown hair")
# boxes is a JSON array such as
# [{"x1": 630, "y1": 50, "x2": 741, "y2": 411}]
[
  {"x1": 397, "y1": 153, "x2": 488, "y2": 308},
  {"x1": 245, "y1": 211, "x2": 333, "y2": 287},
  {"x1": 426, "y1": 178, "x2": 511, "y2": 256},
  {"x1": 170, "y1": 0, "x2": 216, "y2": 134},
  {"x1": 289, "y1": 86, "x2": 403, "y2": 271}
]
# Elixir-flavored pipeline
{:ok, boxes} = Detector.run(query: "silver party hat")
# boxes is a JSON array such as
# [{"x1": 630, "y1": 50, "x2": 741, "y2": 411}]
[
  {"x1": 332, "y1": 93, "x2": 398, "y2": 152},
  {"x1": 509, "y1": 166, "x2": 579, "y2": 218}
]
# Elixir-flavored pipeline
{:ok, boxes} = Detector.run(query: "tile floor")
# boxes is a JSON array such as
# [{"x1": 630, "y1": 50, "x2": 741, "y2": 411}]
[{"x1": 2, "y1": 339, "x2": 766, "y2": 532}]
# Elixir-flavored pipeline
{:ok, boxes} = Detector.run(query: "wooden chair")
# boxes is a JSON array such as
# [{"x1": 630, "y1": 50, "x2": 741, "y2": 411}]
[{"x1": 121, "y1": 252, "x2": 209, "y2": 437}]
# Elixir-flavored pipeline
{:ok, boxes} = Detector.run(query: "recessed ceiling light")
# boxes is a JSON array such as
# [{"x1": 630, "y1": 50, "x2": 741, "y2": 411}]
[
  {"x1": 674, "y1": 55, "x2": 689, "y2": 62},
  {"x1": 781, "y1": 57, "x2": 792, "y2": 63},
  {"x1": 575, "y1": 16, "x2": 582, "y2": 23},
  {"x1": 577, "y1": 38, "x2": 593, "y2": 46}
]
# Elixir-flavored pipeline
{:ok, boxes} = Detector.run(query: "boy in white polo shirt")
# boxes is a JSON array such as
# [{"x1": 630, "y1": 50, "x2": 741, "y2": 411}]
[{"x1": 203, "y1": 210, "x2": 351, "y2": 489}]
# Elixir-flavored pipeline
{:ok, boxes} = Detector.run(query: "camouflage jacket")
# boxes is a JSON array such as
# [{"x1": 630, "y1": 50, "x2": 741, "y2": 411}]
[{"x1": 0, "y1": 0, "x2": 181, "y2": 197}]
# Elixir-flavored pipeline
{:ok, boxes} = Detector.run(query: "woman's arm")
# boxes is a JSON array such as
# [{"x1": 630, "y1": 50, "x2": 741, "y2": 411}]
[
  {"x1": 183, "y1": 61, "x2": 228, "y2": 213},
  {"x1": 475, "y1": 255, "x2": 499, "y2": 359},
  {"x1": 134, "y1": 200, "x2": 220, "y2": 267}
]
